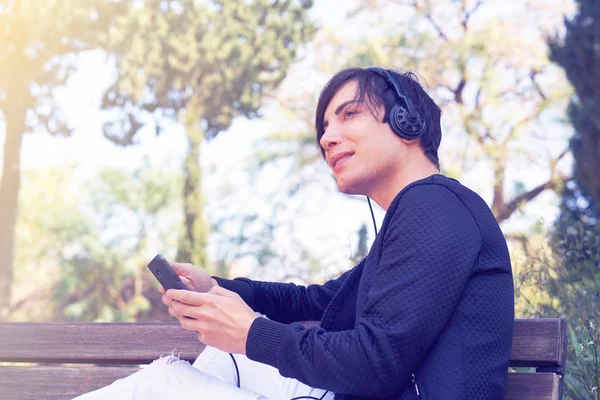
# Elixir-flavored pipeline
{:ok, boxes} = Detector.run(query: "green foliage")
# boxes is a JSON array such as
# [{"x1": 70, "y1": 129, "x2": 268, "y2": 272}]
[
  {"x1": 0, "y1": 0, "x2": 129, "y2": 318},
  {"x1": 550, "y1": 0, "x2": 600, "y2": 205},
  {"x1": 512, "y1": 187, "x2": 599, "y2": 399},
  {"x1": 257, "y1": 0, "x2": 572, "y2": 227},
  {"x1": 565, "y1": 319, "x2": 600, "y2": 400},
  {"x1": 550, "y1": 0, "x2": 600, "y2": 391},
  {"x1": 0, "y1": 0, "x2": 125, "y2": 132},
  {"x1": 59, "y1": 162, "x2": 181, "y2": 322},
  {"x1": 101, "y1": 0, "x2": 316, "y2": 142},
  {"x1": 547, "y1": 0, "x2": 600, "y2": 395},
  {"x1": 11, "y1": 165, "x2": 91, "y2": 320},
  {"x1": 13, "y1": 161, "x2": 183, "y2": 322},
  {"x1": 544, "y1": 180, "x2": 600, "y2": 399},
  {"x1": 100, "y1": 0, "x2": 316, "y2": 272}
]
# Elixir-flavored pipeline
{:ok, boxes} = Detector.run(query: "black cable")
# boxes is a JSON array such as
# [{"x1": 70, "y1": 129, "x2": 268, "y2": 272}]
[
  {"x1": 289, "y1": 393, "x2": 329, "y2": 400},
  {"x1": 229, "y1": 353, "x2": 328, "y2": 399},
  {"x1": 367, "y1": 197, "x2": 378, "y2": 236},
  {"x1": 229, "y1": 353, "x2": 240, "y2": 388}
]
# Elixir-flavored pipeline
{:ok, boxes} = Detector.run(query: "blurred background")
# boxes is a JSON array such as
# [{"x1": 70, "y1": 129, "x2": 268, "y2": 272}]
[{"x1": 0, "y1": 0, "x2": 598, "y2": 398}]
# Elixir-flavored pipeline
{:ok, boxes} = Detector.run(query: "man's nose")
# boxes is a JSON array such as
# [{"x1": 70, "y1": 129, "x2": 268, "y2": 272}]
[{"x1": 320, "y1": 125, "x2": 342, "y2": 150}]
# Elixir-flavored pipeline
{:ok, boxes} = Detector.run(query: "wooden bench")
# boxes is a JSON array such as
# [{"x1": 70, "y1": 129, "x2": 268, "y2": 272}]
[{"x1": 0, "y1": 318, "x2": 566, "y2": 399}]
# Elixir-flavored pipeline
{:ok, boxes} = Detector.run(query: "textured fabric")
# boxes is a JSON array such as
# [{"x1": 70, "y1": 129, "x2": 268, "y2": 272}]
[
  {"x1": 72, "y1": 346, "x2": 334, "y2": 400},
  {"x1": 216, "y1": 174, "x2": 514, "y2": 400},
  {"x1": 193, "y1": 345, "x2": 334, "y2": 399},
  {"x1": 71, "y1": 354, "x2": 266, "y2": 400}
]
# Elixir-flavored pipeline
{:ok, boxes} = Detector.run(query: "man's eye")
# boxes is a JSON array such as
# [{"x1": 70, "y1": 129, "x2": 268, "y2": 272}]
[{"x1": 344, "y1": 110, "x2": 357, "y2": 119}]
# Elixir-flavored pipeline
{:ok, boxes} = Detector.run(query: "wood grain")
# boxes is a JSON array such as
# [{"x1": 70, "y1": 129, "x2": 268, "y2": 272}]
[
  {"x1": 509, "y1": 318, "x2": 566, "y2": 368},
  {"x1": 0, "y1": 322, "x2": 205, "y2": 364},
  {"x1": 0, "y1": 365, "x2": 140, "y2": 400},
  {"x1": 505, "y1": 372, "x2": 560, "y2": 400},
  {"x1": 0, "y1": 318, "x2": 567, "y2": 399}
]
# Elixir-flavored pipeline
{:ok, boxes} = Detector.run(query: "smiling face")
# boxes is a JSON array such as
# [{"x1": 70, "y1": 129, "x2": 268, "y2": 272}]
[{"x1": 320, "y1": 80, "x2": 407, "y2": 199}]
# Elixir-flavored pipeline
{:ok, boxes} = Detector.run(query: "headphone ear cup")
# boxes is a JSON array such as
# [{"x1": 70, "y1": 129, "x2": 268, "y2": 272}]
[{"x1": 389, "y1": 104, "x2": 426, "y2": 139}]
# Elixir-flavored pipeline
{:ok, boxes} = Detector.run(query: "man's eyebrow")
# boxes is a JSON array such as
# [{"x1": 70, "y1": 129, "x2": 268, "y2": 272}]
[{"x1": 334, "y1": 100, "x2": 362, "y2": 115}]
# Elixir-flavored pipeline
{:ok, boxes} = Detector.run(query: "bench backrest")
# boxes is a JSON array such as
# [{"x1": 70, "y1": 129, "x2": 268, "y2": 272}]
[
  {"x1": 507, "y1": 318, "x2": 566, "y2": 400},
  {"x1": 0, "y1": 318, "x2": 566, "y2": 400}
]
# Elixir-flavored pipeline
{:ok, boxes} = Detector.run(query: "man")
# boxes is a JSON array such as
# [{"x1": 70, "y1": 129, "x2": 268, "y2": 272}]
[
  {"x1": 163, "y1": 67, "x2": 515, "y2": 399},
  {"x1": 75, "y1": 67, "x2": 514, "y2": 400}
]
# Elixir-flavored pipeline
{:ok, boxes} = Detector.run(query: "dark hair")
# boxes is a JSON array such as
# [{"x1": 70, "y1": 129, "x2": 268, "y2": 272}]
[{"x1": 315, "y1": 67, "x2": 442, "y2": 170}]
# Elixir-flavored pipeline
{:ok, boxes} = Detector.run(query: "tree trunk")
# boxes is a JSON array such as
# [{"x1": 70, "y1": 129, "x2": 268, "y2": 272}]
[
  {"x1": 0, "y1": 103, "x2": 26, "y2": 320},
  {"x1": 491, "y1": 151, "x2": 507, "y2": 218},
  {"x1": 176, "y1": 103, "x2": 210, "y2": 272}
]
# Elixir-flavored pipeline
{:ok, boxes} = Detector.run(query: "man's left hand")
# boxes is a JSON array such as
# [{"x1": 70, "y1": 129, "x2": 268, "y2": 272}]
[{"x1": 166, "y1": 286, "x2": 258, "y2": 354}]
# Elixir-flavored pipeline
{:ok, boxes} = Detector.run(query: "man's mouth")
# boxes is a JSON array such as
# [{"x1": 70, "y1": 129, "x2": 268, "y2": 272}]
[{"x1": 330, "y1": 152, "x2": 354, "y2": 170}]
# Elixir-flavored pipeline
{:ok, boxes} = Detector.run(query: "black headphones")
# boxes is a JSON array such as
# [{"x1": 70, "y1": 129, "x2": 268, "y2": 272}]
[{"x1": 365, "y1": 67, "x2": 426, "y2": 140}]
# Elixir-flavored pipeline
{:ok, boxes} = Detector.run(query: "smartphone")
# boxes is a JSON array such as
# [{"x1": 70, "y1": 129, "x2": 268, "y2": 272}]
[{"x1": 147, "y1": 254, "x2": 189, "y2": 291}]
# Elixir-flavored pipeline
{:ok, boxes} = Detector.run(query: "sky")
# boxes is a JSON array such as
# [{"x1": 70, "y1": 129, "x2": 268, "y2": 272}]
[{"x1": 7, "y1": 0, "x2": 577, "y2": 281}]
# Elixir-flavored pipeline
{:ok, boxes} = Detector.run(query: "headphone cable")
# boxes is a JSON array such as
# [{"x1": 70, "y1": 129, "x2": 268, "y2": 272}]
[
  {"x1": 367, "y1": 197, "x2": 378, "y2": 236},
  {"x1": 229, "y1": 353, "x2": 329, "y2": 400},
  {"x1": 290, "y1": 393, "x2": 329, "y2": 400},
  {"x1": 229, "y1": 353, "x2": 240, "y2": 388}
]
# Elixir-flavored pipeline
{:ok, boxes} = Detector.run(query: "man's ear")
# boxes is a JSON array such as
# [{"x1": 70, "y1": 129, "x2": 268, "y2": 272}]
[{"x1": 400, "y1": 137, "x2": 420, "y2": 145}]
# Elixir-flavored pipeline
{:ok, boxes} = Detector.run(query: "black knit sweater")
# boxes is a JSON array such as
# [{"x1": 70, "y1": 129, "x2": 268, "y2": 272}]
[{"x1": 216, "y1": 174, "x2": 514, "y2": 399}]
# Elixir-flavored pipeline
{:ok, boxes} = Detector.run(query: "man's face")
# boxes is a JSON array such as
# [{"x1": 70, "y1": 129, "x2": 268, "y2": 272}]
[{"x1": 320, "y1": 80, "x2": 403, "y2": 196}]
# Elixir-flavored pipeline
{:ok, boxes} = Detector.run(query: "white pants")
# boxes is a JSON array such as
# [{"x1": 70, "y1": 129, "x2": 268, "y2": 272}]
[{"x1": 72, "y1": 346, "x2": 334, "y2": 400}]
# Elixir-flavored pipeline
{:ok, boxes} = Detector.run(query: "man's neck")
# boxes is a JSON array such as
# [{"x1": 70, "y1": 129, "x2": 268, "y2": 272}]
[{"x1": 371, "y1": 162, "x2": 439, "y2": 211}]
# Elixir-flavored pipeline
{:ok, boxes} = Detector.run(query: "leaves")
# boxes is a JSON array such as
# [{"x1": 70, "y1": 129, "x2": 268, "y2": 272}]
[
  {"x1": 550, "y1": 0, "x2": 600, "y2": 205},
  {"x1": 11, "y1": 160, "x2": 184, "y2": 322},
  {"x1": 0, "y1": 0, "x2": 128, "y2": 133},
  {"x1": 101, "y1": 0, "x2": 316, "y2": 142}
]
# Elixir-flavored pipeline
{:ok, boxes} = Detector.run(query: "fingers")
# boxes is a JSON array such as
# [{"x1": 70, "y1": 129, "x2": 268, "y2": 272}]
[
  {"x1": 158, "y1": 283, "x2": 165, "y2": 294},
  {"x1": 209, "y1": 285, "x2": 238, "y2": 298},
  {"x1": 168, "y1": 302, "x2": 179, "y2": 319},
  {"x1": 166, "y1": 289, "x2": 213, "y2": 306},
  {"x1": 169, "y1": 261, "x2": 193, "y2": 276},
  {"x1": 170, "y1": 300, "x2": 200, "y2": 320}
]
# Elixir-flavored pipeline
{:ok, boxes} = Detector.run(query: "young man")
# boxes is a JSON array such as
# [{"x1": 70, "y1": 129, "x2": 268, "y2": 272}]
[
  {"x1": 76, "y1": 67, "x2": 514, "y2": 400},
  {"x1": 163, "y1": 67, "x2": 514, "y2": 399}
]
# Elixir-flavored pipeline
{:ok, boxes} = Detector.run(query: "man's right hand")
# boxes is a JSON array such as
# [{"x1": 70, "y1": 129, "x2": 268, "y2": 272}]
[{"x1": 158, "y1": 261, "x2": 219, "y2": 311}]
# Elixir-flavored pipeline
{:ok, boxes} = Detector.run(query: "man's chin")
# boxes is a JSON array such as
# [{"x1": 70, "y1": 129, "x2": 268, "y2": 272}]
[{"x1": 335, "y1": 180, "x2": 363, "y2": 196}]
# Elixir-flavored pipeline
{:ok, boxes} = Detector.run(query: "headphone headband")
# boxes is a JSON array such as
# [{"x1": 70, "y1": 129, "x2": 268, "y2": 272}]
[
  {"x1": 365, "y1": 66, "x2": 426, "y2": 139},
  {"x1": 365, "y1": 67, "x2": 418, "y2": 119}
]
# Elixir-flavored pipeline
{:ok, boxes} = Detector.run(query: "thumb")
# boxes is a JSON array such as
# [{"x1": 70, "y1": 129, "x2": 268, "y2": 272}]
[
  {"x1": 169, "y1": 261, "x2": 193, "y2": 275},
  {"x1": 209, "y1": 285, "x2": 238, "y2": 298}
]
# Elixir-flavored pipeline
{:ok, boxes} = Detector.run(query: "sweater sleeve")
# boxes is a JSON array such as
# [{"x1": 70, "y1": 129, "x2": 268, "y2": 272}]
[
  {"x1": 214, "y1": 266, "x2": 358, "y2": 323},
  {"x1": 244, "y1": 185, "x2": 482, "y2": 397}
]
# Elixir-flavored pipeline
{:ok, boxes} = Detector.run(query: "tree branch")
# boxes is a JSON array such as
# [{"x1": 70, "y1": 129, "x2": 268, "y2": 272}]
[
  {"x1": 496, "y1": 179, "x2": 555, "y2": 223},
  {"x1": 505, "y1": 232, "x2": 530, "y2": 255},
  {"x1": 474, "y1": 85, "x2": 483, "y2": 112},
  {"x1": 454, "y1": 76, "x2": 467, "y2": 104},
  {"x1": 495, "y1": 147, "x2": 570, "y2": 223},
  {"x1": 501, "y1": 109, "x2": 544, "y2": 147},
  {"x1": 529, "y1": 68, "x2": 547, "y2": 101},
  {"x1": 411, "y1": 0, "x2": 450, "y2": 42},
  {"x1": 461, "y1": 0, "x2": 485, "y2": 30},
  {"x1": 462, "y1": 109, "x2": 494, "y2": 149},
  {"x1": 8, "y1": 284, "x2": 56, "y2": 315}
]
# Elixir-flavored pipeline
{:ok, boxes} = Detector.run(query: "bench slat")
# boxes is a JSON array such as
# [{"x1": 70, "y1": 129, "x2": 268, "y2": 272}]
[
  {"x1": 0, "y1": 367, "x2": 561, "y2": 400},
  {"x1": 0, "y1": 318, "x2": 566, "y2": 399},
  {"x1": 505, "y1": 372, "x2": 560, "y2": 400},
  {"x1": 1, "y1": 319, "x2": 565, "y2": 367},
  {"x1": 0, "y1": 365, "x2": 140, "y2": 400},
  {"x1": 0, "y1": 322, "x2": 204, "y2": 364},
  {"x1": 509, "y1": 318, "x2": 566, "y2": 368}
]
